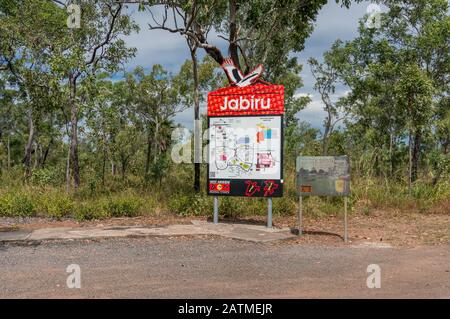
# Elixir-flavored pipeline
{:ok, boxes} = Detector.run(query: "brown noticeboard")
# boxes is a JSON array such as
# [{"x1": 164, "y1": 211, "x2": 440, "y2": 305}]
[{"x1": 300, "y1": 185, "x2": 312, "y2": 193}]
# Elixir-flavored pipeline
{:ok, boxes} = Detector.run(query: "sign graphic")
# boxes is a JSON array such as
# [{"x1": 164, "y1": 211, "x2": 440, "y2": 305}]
[
  {"x1": 207, "y1": 83, "x2": 284, "y2": 197},
  {"x1": 296, "y1": 156, "x2": 350, "y2": 196},
  {"x1": 209, "y1": 181, "x2": 231, "y2": 194},
  {"x1": 221, "y1": 58, "x2": 263, "y2": 87}
]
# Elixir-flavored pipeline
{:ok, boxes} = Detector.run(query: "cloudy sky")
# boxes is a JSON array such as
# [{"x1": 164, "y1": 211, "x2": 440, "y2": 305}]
[{"x1": 120, "y1": 1, "x2": 373, "y2": 130}]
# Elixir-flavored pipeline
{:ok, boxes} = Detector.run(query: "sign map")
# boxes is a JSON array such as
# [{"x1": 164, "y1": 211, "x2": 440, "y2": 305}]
[{"x1": 209, "y1": 116, "x2": 281, "y2": 180}]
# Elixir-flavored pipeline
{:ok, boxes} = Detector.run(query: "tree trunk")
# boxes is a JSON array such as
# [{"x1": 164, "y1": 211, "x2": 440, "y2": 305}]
[
  {"x1": 408, "y1": 130, "x2": 412, "y2": 195},
  {"x1": 69, "y1": 74, "x2": 80, "y2": 189},
  {"x1": 23, "y1": 109, "x2": 35, "y2": 177},
  {"x1": 322, "y1": 113, "x2": 332, "y2": 156},
  {"x1": 145, "y1": 131, "x2": 152, "y2": 175},
  {"x1": 121, "y1": 156, "x2": 127, "y2": 181},
  {"x1": 389, "y1": 131, "x2": 394, "y2": 177},
  {"x1": 33, "y1": 142, "x2": 38, "y2": 169},
  {"x1": 411, "y1": 129, "x2": 422, "y2": 183},
  {"x1": 7, "y1": 135, "x2": 11, "y2": 170},
  {"x1": 432, "y1": 170, "x2": 441, "y2": 186},
  {"x1": 102, "y1": 145, "x2": 107, "y2": 186},
  {"x1": 153, "y1": 120, "x2": 160, "y2": 163},
  {"x1": 66, "y1": 143, "x2": 70, "y2": 193},
  {"x1": 41, "y1": 137, "x2": 53, "y2": 168},
  {"x1": 229, "y1": 0, "x2": 240, "y2": 69},
  {"x1": 374, "y1": 153, "x2": 381, "y2": 177},
  {"x1": 191, "y1": 48, "x2": 201, "y2": 193},
  {"x1": 432, "y1": 144, "x2": 449, "y2": 186}
]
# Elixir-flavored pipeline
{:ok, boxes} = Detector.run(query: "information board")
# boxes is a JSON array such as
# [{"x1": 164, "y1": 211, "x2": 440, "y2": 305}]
[
  {"x1": 207, "y1": 84, "x2": 284, "y2": 197},
  {"x1": 296, "y1": 156, "x2": 350, "y2": 196}
]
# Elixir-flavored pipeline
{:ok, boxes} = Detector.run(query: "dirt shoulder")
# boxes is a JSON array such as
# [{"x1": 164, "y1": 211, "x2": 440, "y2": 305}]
[{"x1": 1, "y1": 210, "x2": 449, "y2": 247}]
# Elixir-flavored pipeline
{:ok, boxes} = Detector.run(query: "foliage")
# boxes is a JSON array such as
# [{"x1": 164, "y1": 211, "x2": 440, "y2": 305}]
[
  {"x1": 104, "y1": 194, "x2": 142, "y2": 218},
  {"x1": 0, "y1": 0, "x2": 448, "y2": 221},
  {"x1": 0, "y1": 190, "x2": 36, "y2": 217},
  {"x1": 30, "y1": 168, "x2": 60, "y2": 187},
  {"x1": 38, "y1": 191, "x2": 74, "y2": 220},
  {"x1": 74, "y1": 202, "x2": 108, "y2": 221},
  {"x1": 168, "y1": 193, "x2": 212, "y2": 217},
  {"x1": 309, "y1": 0, "x2": 449, "y2": 185}
]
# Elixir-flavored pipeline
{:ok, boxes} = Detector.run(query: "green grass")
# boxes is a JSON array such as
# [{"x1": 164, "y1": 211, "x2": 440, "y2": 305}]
[{"x1": 0, "y1": 168, "x2": 448, "y2": 221}]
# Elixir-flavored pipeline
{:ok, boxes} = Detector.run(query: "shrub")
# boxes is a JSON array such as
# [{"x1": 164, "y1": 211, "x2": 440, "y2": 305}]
[
  {"x1": 139, "y1": 195, "x2": 159, "y2": 215},
  {"x1": 0, "y1": 191, "x2": 36, "y2": 217},
  {"x1": 31, "y1": 168, "x2": 59, "y2": 186},
  {"x1": 302, "y1": 196, "x2": 337, "y2": 218},
  {"x1": 74, "y1": 202, "x2": 108, "y2": 221},
  {"x1": 167, "y1": 193, "x2": 211, "y2": 216},
  {"x1": 38, "y1": 192, "x2": 74, "y2": 220},
  {"x1": 273, "y1": 197, "x2": 297, "y2": 216},
  {"x1": 219, "y1": 197, "x2": 242, "y2": 218},
  {"x1": 104, "y1": 196, "x2": 142, "y2": 217}
]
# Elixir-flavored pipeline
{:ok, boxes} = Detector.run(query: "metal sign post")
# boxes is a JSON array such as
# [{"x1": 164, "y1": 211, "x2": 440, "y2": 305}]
[
  {"x1": 267, "y1": 198, "x2": 273, "y2": 228},
  {"x1": 298, "y1": 196, "x2": 303, "y2": 235},
  {"x1": 344, "y1": 196, "x2": 348, "y2": 242},
  {"x1": 213, "y1": 196, "x2": 219, "y2": 224}
]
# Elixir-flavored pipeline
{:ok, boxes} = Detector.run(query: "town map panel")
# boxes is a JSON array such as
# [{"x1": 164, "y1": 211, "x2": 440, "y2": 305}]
[{"x1": 208, "y1": 116, "x2": 283, "y2": 197}]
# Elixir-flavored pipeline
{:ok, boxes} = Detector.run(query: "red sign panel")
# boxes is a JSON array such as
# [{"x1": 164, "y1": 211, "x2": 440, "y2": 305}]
[
  {"x1": 207, "y1": 84, "x2": 284, "y2": 117},
  {"x1": 209, "y1": 181, "x2": 231, "y2": 194}
]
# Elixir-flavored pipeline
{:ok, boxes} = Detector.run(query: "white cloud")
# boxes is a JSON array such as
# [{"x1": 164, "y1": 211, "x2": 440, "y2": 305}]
[
  {"x1": 293, "y1": 92, "x2": 313, "y2": 99},
  {"x1": 298, "y1": 99, "x2": 326, "y2": 130}
]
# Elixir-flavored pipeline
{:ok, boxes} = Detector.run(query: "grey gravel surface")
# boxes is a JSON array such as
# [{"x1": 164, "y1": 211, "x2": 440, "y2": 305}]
[{"x1": 0, "y1": 236, "x2": 449, "y2": 298}]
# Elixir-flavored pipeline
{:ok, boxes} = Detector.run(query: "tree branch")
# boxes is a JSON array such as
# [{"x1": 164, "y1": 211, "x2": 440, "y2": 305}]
[{"x1": 86, "y1": 3, "x2": 123, "y2": 67}]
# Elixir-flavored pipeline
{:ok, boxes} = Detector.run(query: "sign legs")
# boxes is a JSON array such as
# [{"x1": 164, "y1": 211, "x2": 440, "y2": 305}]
[
  {"x1": 267, "y1": 198, "x2": 273, "y2": 228},
  {"x1": 298, "y1": 196, "x2": 303, "y2": 236},
  {"x1": 344, "y1": 196, "x2": 348, "y2": 243},
  {"x1": 213, "y1": 196, "x2": 219, "y2": 224}
]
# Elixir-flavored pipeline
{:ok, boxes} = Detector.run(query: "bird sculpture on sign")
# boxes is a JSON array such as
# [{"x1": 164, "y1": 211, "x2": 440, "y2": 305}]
[{"x1": 221, "y1": 58, "x2": 264, "y2": 87}]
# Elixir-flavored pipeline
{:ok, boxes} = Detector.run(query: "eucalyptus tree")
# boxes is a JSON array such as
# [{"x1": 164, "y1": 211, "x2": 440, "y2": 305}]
[
  {"x1": 309, "y1": 57, "x2": 346, "y2": 155},
  {"x1": 318, "y1": 0, "x2": 448, "y2": 183},
  {"x1": 395, "y1": 63, "x2": 433, "y2": 186},
  {"x1": 145, "y1": 0, "x2": 359, "y2": 72},
  {"x1": 0, "y1": 0, "x2": 68, "y2": 176},
  {"x1": 431, "y1": 97, "x2": 450, "y2": 185},
  {"x1": 48, "y1": 0, "x2": 138, "y2": 190},
  {"x1": 83, "y1": 74, "x2": 115, "y2": 184},
  {"x1": 131, "y1": 65, "x2": 183, "y2": 175},
  {"x1": 315, "y1": 36, "x2": 407, "y2": 177},
  {"x1": 111, "y1": 124, "x2": 144, "y2": 181},
  {"x1": 0, "y1": 78, "x2": 16, "y2": 171},
  {"x1": 370, "y1": 0, "x2": 449, "y2": 182}
]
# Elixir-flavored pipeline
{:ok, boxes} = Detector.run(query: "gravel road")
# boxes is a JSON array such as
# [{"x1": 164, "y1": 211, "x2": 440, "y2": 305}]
[{"x1": 0, "y1": 236, "x2": 449, "y2": 298}]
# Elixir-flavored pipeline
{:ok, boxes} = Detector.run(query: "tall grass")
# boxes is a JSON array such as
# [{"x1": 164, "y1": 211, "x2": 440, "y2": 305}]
[{"x1": 0, "y1": 167, "x2": 448, "y2": 220}]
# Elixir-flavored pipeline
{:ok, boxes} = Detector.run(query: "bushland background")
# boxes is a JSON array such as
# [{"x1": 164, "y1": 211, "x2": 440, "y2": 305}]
[{"x1": 0, "y1": 1, "x2": 448, "y2": 227}]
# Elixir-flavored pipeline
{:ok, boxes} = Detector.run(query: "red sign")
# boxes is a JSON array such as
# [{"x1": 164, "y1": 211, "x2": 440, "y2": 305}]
[
  {"x1": 209, "y1": 182, "x2": 231, "y2": 194},
  {"x1": 207, "y1": 84, "x2": 284, "y2": 117}
]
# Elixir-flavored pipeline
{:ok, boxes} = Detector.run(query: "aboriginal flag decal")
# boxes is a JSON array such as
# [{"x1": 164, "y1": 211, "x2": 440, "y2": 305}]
[{"x1": 209, "y1": 182, "x2": 231, "y2": 194}]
